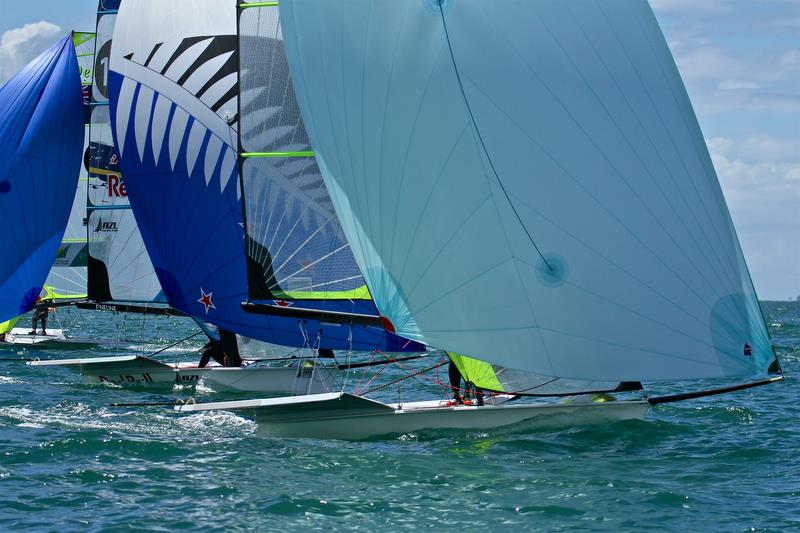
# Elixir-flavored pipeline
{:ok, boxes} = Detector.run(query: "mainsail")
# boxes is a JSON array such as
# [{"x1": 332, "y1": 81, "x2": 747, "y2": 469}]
[
  {"x1": 279, "y1": 0, "x2": 779, "y2": 381},
  {"x1": 0, "y1": 35, "x2": 83, "y2": 322},
  {"x1": 86, "y1": 0, "x2": 165, "y2": 305},
  {"x1": 106, "y1": 0, "x2": 423, "y2": 351}
]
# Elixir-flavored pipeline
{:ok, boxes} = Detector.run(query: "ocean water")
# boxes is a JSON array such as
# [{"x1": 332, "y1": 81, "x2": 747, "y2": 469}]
[{"x1": 0, "y1": 302, "x2": 798, "y2": 531}]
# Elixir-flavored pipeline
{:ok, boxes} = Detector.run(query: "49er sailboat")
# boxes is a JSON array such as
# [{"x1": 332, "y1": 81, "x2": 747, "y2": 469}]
[
  {"x1": 177, "y1": 0, "x2": 782, "y2": 438},
  {"x1": 90, "y1": 0, "x2": 424, "y2": 394}
]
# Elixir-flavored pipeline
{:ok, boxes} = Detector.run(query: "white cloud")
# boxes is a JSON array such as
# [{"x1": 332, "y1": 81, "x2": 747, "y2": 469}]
[
  {"x1": 708, "y1": 137, "x2": 800, "y2": 300},
  {"x1": 718, "y1": 79, "x2": 762, "y2": 91},
  {"x1": 0, "y1": 21, "x2": 62, "y2": 83},
  {"x1": 650, "y1": 0, "x2": 729, "y2": 13}
]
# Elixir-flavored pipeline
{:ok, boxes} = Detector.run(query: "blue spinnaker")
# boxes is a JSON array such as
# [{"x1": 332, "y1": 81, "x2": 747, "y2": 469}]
[{"x1": 0, "y1": 35, "x2": 83, "y2": 321}]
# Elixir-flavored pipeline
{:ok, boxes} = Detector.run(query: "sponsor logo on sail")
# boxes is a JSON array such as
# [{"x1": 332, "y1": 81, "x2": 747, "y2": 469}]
[
  {"x1": 108, "y1": 174, "x2": 127, "y2": 197},
  {"x1": 94, "y1": 219, "x2": 118, "y2": 232}
]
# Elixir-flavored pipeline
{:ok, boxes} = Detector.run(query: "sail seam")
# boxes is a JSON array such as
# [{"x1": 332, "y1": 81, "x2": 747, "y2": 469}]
[{"x1": 437, "y1": 4, "x2": 551, "y2": 272}]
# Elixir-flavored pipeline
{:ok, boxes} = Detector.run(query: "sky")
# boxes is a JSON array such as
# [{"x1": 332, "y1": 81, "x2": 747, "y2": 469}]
[{"x1": 0, "y1": 0, "x2": 798, "y2": 300}]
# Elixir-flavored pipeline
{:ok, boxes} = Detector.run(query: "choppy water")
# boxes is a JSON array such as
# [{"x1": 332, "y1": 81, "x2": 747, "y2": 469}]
[{"x1": 0, "y1": 302, "x2": 798, "y2": 531}]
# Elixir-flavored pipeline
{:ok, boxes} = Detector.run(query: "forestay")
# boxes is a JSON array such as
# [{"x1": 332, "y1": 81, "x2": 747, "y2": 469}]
[
  {"x1": 0, "y1": 36, "x2": 83, "y2": 321},
  {"x1": 106, "y1": 0, "x2": 422, "y2": 351},
  {"x1": 86, "y1": 0, "x2": 164, "y2": 304},
  {"x1": 280, "y1": 0, "x2": 778, "y2": 381}
]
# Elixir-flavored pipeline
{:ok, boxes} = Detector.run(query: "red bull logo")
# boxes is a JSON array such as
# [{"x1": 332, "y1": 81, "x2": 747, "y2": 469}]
[{"x1": 108, "y1": 174, "x2": 127, "y2": 197}]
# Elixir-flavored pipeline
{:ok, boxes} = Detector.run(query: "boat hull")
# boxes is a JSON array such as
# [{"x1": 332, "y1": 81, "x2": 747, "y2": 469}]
[
  {"x1": 198, "y1": 365, "x2": 337, "y2": 395},
  {"x1": 2, "y1": 328, "x2": 99, "y2": 350},
  {"x1": 28, "y1": 356, "x2": 337, "y2": 394},
  {"x1": 175, "y1": 393, "x2": 651, "y2": 439}
]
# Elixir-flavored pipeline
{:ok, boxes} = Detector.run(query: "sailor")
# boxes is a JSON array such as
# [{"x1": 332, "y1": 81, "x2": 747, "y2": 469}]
[
  {"x1": 448, "y1": 360, "x2": 464, "y2": 404},
  {"x1": 197, "y1": 340, "x2": 223, "y2": 368},
  {"x1": 448, "y1": 359, "x2": 485, "y2": 406},
  {"x1": 29, "y1": 300, "x2": 54, "y2": 336},
  {"x1": 219, "y1": 329, "x2": 242, "y2": 367},
  {"x1": 197, "y1": 329, "x2": 242, "y2": 368}
]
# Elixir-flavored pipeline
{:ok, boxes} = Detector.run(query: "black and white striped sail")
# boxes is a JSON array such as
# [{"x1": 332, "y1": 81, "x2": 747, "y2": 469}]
[{"x1": 280, "y1": 0, "x2": 777, "y2": 381}]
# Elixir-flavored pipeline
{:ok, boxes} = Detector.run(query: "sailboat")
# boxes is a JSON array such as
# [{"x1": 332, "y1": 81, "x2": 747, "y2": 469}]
[
  {"x1": 0, "y1": 35, "x2": 85, "y2": 343},
  {"x1": 90, "y1": 0, "x2": 425, "y2": 395},
  {"x1": 176, "y1": 0, "x2": 783, "y2": 438},
  {"x1": 27, "y1": 3, "x2": 210, "y2": 374}
]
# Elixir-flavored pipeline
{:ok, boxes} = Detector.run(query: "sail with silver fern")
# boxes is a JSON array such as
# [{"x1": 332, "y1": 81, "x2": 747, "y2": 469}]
[
  {"x1": 106, "y1": 0, "x2": 423, "y2": 353},
  {"x1": 176, "y1": 0, "x2": 782, "y2": 439}
]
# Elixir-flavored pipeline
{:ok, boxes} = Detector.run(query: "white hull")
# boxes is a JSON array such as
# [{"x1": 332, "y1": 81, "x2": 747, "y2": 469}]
[
  {"x1": 175, "y1": 392, "x2": 651, "y2": 439},
  {"x1": 28, "y1": 355, "x2": 336, "y2": 394},
  {"x1": 2, "y1": 328, "x2": 99, "y2": 349},
  {"x1": 198, "y1": 365, "x2": 337, "y2": 394},
  {"x1": 1, "y1": 328, "x2": 137, "y2": 350}
]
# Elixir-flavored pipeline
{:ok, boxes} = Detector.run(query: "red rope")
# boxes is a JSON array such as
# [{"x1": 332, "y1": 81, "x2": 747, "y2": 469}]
[{"x1": 355, "y1": 360, "x2": 388, "y2": 395}]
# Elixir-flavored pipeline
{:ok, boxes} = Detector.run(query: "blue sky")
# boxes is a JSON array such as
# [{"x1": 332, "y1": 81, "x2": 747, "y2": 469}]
[{"x1": 1, "y1": 0, "x2": 798, "y2": 300}]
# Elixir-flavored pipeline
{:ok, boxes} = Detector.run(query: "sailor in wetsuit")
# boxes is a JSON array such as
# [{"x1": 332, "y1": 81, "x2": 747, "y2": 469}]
[
  {"x1": 448, "y1": 360, "x2": 464, "y2": 404},
  {"x1": 198, "y1": 329, "x2": 243, "y2": 368},
  {"x1": 448, "y1": 359, "x2": 485, "y2": 406},
  {"x1": 29, "y1": 300, "x2": 54, "y2": 335}
]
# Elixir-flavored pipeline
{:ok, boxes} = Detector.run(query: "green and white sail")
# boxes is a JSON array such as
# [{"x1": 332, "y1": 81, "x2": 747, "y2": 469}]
[
  {"x1": 40, "y1": 31, "x2": 97, "y2": 302},
  {"x1": 279, "y1": 0, "x2": 779, "y2": 382}
]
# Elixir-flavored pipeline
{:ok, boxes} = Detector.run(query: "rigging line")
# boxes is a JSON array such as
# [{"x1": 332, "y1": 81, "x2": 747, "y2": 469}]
[
  {"x1": 438, "y1": 3, "x2": 552, "y2": 271},
  {"x1": 142, "y1": 330, "x2": 205, "y2": 359},
  {"x1": 362, "y1": 361, "x2": 448, "y2": 396},
  {"x1": 341, "y1": 353, "x2": 428, "y2": 370}
]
